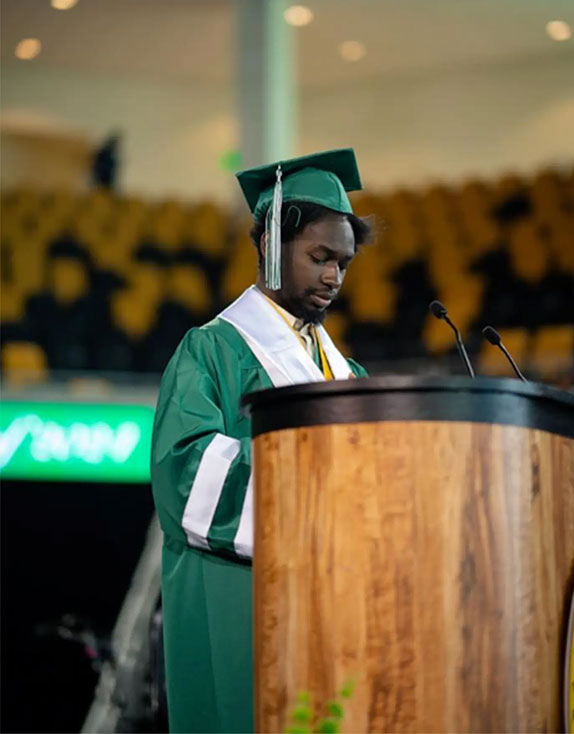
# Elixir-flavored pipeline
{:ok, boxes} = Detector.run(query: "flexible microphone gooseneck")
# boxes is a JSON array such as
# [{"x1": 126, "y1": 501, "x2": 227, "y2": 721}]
[
  {"x1": 482, "y1": 326, "x2": 528, "y2": 382},
  {"x1": 429, "y1": 300, "x2": 476, "y2": 378}
]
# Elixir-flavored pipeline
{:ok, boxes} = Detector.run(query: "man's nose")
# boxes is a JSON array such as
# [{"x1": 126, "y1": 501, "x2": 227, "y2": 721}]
[{"x1": 321, "y1": 263, "x2": 342, "y2": 289}]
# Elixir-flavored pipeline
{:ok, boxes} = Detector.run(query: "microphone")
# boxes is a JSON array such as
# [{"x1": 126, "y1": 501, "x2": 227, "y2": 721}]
[
  {"x1": 429, "y1": 300, "x2": 476, "y2": 378},
  {"x1": 482, "y1": 326, "x2": 528, "y2": 382}
]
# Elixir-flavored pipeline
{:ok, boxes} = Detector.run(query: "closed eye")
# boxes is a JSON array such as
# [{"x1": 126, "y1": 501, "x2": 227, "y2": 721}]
[{"x1": 309, "y1": 250, "x2": 354, "y2": 269}]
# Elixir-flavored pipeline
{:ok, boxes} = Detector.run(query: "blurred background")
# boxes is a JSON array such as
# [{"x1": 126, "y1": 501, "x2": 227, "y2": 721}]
[{"x1": 1, "y1": 0, "x2": 573, "y2": 731}]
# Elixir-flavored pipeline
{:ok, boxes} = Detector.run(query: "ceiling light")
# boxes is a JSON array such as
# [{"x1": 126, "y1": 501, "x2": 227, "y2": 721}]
[
  {"x1": 15, "y1": 38, "x2": 42, "y2": 60},
  {"x1": 339, "y1": 41, "x2": 366, "y2": 62},
  {"x1": 51, "y1": 0, "x2": 78, "y2": 8},
  {"x1": 284, "y1": 5, "x2": 314, "y2": 27},
  {"x1": 546, "y1": 20, "x2": 572, "y2": 41}
]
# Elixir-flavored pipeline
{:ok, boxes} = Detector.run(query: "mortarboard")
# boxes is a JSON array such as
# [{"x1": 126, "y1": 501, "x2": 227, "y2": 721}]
[{"x1": 236, "y1": 148, "x2": 362, "y2": 290}]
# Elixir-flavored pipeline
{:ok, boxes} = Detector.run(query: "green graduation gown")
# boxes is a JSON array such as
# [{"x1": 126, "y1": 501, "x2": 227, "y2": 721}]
[{"x1": 151, "y1": 286, "x2": 367, "y2": 733}]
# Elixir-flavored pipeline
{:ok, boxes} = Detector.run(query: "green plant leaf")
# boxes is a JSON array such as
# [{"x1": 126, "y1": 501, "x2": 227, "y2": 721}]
[
  {"x1": 297, "y1": 691, "x2": 312, "y2": 705},
  {"x1": 326, "y1": 700, "x2": 344, "y2": 719},
  {"x1": 339, "y1": 677, "x2": 356, "y2": 698},
  {"x1": 292, "y1": 705, "x2": 312, "y2": 723},
  {"x1": 315, "y1": 717, "x2": 339, "y2": 733},
  {"x1": 285, "y1": 727, "x2": 311, "y2": 734}
]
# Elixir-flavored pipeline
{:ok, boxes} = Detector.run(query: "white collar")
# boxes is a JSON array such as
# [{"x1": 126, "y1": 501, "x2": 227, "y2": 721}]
[{"x1": 219, "y1": 285, "x2": 353, "y2": 388}]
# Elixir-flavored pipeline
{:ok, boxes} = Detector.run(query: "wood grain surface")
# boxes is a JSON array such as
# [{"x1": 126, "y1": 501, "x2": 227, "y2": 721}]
[{"x1": 252, "y1": 421, "x2": 574, "y2": 733}]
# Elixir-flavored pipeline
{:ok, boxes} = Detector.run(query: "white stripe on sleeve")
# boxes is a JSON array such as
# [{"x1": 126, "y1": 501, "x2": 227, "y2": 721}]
[
  {"x1": 234, "y1": 472, "x2": 253, "y2": 559},
  {"x1": 182, "y1": 433, "x2": 241, "y2": 550}
]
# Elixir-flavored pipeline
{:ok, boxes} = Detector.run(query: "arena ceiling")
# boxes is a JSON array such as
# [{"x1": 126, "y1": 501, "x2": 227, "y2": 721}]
[{"x1": 1, "y1": 0, "x2": 573, "y2": 88}]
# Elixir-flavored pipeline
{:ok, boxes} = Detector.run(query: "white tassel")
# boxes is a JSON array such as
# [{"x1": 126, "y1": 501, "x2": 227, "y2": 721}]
[{"x1": 265, "y1": 165, "x2": 283, "y2": 290}]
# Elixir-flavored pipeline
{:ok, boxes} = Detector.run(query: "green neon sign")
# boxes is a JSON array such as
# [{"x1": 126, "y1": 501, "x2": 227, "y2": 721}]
[{"x1": 0, "y1": 401, "x2": 155, "y2": 483}]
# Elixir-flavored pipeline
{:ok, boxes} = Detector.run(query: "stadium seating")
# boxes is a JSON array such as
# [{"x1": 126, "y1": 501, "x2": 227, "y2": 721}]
[
  {"x1": 531, "y1": 325, "x2": 574, "y2": 378},
  {"x1": 1, "y1": 166, "x2": 572, "y2": 384},
  {"x1": 1, "y1": 340, "x2": 48, "y2": 385},
  {"x1": 478, "y1": 328, "x2": 530, "y2": 376}
]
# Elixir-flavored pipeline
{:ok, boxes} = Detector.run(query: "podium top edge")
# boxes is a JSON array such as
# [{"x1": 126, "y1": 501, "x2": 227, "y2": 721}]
[
  {"x1": 243, "y1": 376, "x2": 574, "y2": 411},
  {"x1": 243, "y1": 376, "x2": 574, "y2": 438}
]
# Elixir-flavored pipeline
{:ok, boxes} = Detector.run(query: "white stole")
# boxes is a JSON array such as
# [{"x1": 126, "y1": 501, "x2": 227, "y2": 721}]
[{"x1": 220, "y1": 285, "x2": 353, "y2": 388}]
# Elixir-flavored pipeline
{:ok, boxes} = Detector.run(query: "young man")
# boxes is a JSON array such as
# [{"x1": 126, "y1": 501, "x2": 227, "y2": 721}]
[{"x1": 151, "y1": 148, "x2": 371, "y2": 733}]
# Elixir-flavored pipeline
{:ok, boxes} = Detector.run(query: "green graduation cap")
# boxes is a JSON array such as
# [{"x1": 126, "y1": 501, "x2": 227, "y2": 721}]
[{"x1": 236, "y1": 148, "x2": 363, "y2": 290}]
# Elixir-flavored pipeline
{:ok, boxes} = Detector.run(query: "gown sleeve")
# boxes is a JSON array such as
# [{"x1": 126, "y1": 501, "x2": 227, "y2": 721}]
[{"x1": 151, "y1": 327, "x2": 253, "y2": 561}]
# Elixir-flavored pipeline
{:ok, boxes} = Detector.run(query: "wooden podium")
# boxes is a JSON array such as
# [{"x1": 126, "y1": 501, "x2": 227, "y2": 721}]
[{"x1": 244, "y1": 377, "x2": 574, "y2": 733}]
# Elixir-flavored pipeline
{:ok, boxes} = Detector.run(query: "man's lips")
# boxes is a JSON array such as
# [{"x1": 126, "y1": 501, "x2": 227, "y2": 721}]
[{"x1": 310, "y1": 291, "x2": 336, "y2": 308}]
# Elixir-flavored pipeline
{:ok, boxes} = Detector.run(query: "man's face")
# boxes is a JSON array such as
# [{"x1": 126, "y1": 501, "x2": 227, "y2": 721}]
[{"x1": 275, "y1": 214, "x2": 356, "y2": 324}]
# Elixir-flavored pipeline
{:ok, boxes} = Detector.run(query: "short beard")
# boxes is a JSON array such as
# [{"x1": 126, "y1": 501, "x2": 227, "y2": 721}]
[{"x1": 279, "y1": 289, "x2": 327, "y2": 325}]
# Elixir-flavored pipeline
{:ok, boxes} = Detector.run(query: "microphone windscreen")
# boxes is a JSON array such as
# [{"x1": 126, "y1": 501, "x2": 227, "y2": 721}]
[
  {"x1": 482, "y1": 326, "x2": 501, "y2": 345},
  {"x1": 429, "y1": 300, "x2": 447, "y2": 319}
]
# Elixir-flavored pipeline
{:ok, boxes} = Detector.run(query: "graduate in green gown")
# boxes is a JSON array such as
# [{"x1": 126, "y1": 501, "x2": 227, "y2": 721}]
[{"x1": 151, "y1": 148, "x2": 372, "y2": 733}]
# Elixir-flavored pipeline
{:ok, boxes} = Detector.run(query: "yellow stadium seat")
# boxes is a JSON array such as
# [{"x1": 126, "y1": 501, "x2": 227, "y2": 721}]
[
  {"x1": 458, "y1": 187, "x2": 500, "y2": 252},
  {"x1": 508, "y1": 221, "x2": 549, "y2": 283},
  {"x1": 7, "y1": 190, "x2": 42, "y2": 222},
  {"x1": 530, "y1": 170, "x2": 565, "y2": 218},
  {"x1": 146, "y1": 199, "x2": 186, "y2": 251},
  {"x1": 185, "y1": 201, "x2": 228, "y2": 257},
  {"x1": 423, "y1": 314, "x2": 455, "y2": 355},
  {"x1": 348, "y1": 277, "x2": 396, "y2": 324},
  {"x1": 73, "y1": 212, "x2": 105, "y2": 247},
  {"x1": 547, "y1": 215, "x2": 574, "y2": 274},
  {"x1": 10, "y1": 238, "x2": 46, "y2": 297},
  {"x1": 427, "y1": 240, "x2": 468, "y2": 291},
  {"x1": 463, "y1": 217, "x2": 500, "y2": 256},
  {"x1": 425, "y1": 218, "x2": 459, "y2": 250},
  {"x1": 342, "y1": 240, "x2": 385, "y2": 296},
  {"x1": 530, "y1": 325, "x2": 574, "y2": 376},
  {"x1": 111, "y1": 291, "x2": 156, "y2": 339},
  {"x1": 386, "y1": 190, "x2": 420, "y2": 226},
  {"x1": 386, "y1": 221, "x2": 423, "y2": 263},
  {"x1": 117, "y1": 217, "x2": 144, "y2": 251},
  {"x1": 0, "y1": 207, "x2": 19, "y2": 243},
  {"x1": 89, "y1": 231, "x2": 134, "y2": 273},
  {"x1": 440, "y1": 275, "x2": 484, "y2": 324},
  {"x1": 42, "y1": 189, "x2": 75, "y2": 217},
  {"x1": 118, "y1": 195, "x2": 146, "y2": 217},
  {"x1": 458, "y1": 180, "x2": 491, "y2": 221},
  {"x1": 0, "y1": 286, "x2": 25, "y2": 322},
  {"x1": 222, "y1": 227, "x2": 257, "y2": 304},
  {"x1": 479, "y1": 328, "x2": 529, "y2": 376},
  {"x1": 79, "y1": 189, "x2": 116, "y2": 221},
  {"x1": 1, "y1": 341, "x2": 48, "y2": 385},
  {"x1": 127, "y1": 262, "x2": 166, "y2": 307},
  {"x1": 420, "y1": 185, "x2": 456, "y2": 230},
  {"x1": 148, "y1": 223, "x2": 181, "y2": 251},
  {"x1": 112, "y1": 197, "x2": 147, "y2": 243},
  {"x1": 493, "y1": 173, "x2": 524, "y2": 200},
  {"x1": 1, "y1": 241, "x2": 13, "y2": 283},
  {"x1": 446, "y1": 273, "x2": 485, "y2": 316},
  {"x1": 50, "y1": 258, "x2": 88, "y2": 304},
  {"x1": 168, "y1": 264, "x2": 212, "y2": 315},
  {"x1": 423, "y1": 276, "x2": 485, "y2": 355}
]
